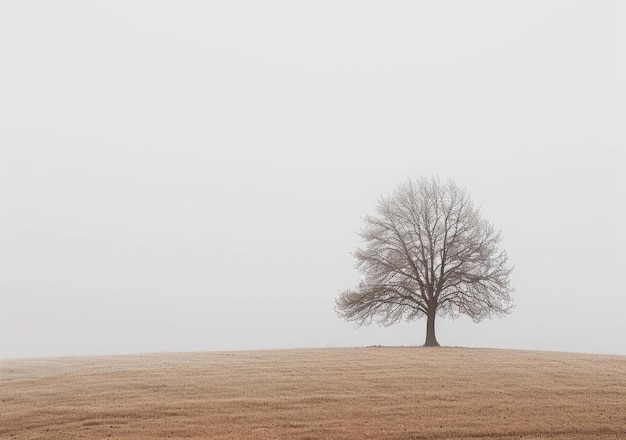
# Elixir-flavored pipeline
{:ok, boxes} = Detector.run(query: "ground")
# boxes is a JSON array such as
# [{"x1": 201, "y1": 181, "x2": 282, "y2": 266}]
[{"x1": 1, "y1": 347, "x2": 625, "y2": 439}]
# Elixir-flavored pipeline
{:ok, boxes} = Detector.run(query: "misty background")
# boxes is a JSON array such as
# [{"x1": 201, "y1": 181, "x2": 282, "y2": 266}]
[{"x1": 1, "y1": 1, "x2": 625, "y2": 359}]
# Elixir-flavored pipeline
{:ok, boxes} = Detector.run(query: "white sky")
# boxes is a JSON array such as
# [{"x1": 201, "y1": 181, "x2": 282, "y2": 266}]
[{"x1": 1, "y1": 1, "x2": 625, "y2": 359}]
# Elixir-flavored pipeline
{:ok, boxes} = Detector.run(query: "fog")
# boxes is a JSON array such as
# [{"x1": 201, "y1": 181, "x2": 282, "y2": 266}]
[{"x1": 1, "y1": 1, "x2": 625, "y2": 359}]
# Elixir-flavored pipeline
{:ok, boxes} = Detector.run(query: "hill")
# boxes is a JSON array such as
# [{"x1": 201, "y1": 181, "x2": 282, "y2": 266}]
[{"x1": 1, "y1": 347, "x2": 624, "y2": 439}]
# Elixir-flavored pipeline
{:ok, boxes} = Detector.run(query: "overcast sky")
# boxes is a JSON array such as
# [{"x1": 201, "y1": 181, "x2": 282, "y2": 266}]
[{"x1": 1, "y1": 1, "x2": 625, "y2": 359}]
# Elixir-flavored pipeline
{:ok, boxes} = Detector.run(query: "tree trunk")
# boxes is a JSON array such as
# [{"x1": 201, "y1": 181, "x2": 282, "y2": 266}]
[{"x1": 424, "y1": 306, "x2": 440, "y2": 347}]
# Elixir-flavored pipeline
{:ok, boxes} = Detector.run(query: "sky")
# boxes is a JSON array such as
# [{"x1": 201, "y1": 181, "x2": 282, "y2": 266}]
[{"x1": 1, "y1": 1, "x2": 625, "y2": 359}]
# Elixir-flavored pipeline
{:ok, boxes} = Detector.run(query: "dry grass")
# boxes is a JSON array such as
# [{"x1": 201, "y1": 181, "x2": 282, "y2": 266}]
[{"x1": 1, "y1": 347, "x2": 625, "y2": 439}]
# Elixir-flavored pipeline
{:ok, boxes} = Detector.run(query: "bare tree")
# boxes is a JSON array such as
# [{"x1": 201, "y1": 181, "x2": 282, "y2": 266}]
[{"x1": 336, "y1": 177, "x2": 514, "y2": 346}]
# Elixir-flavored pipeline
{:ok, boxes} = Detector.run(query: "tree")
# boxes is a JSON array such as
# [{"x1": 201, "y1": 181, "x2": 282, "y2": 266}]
[{"x1": 336, "y1": 176, "x2": 514, "y2": 346}]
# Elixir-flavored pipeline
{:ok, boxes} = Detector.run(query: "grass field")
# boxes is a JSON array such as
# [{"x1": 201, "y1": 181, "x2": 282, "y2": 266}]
[{"x1": 1, "y1": 347, "x2": 625, "y2": 439}]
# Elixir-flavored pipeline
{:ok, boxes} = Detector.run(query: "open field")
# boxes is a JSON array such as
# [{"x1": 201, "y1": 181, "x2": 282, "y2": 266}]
[{"x1": 1, "y1": 347, "x2": 625, "y2": 439}]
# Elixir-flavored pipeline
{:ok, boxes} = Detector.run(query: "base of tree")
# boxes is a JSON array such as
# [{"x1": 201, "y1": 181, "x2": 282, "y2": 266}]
[{"x1": 423, "y1": 341, "x2": 441, "y2": 347}]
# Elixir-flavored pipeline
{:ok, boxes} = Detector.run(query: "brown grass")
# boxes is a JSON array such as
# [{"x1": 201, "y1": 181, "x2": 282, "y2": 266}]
[{"x1": 1, "y1": 347, "x2": 625, "y2": 439}]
